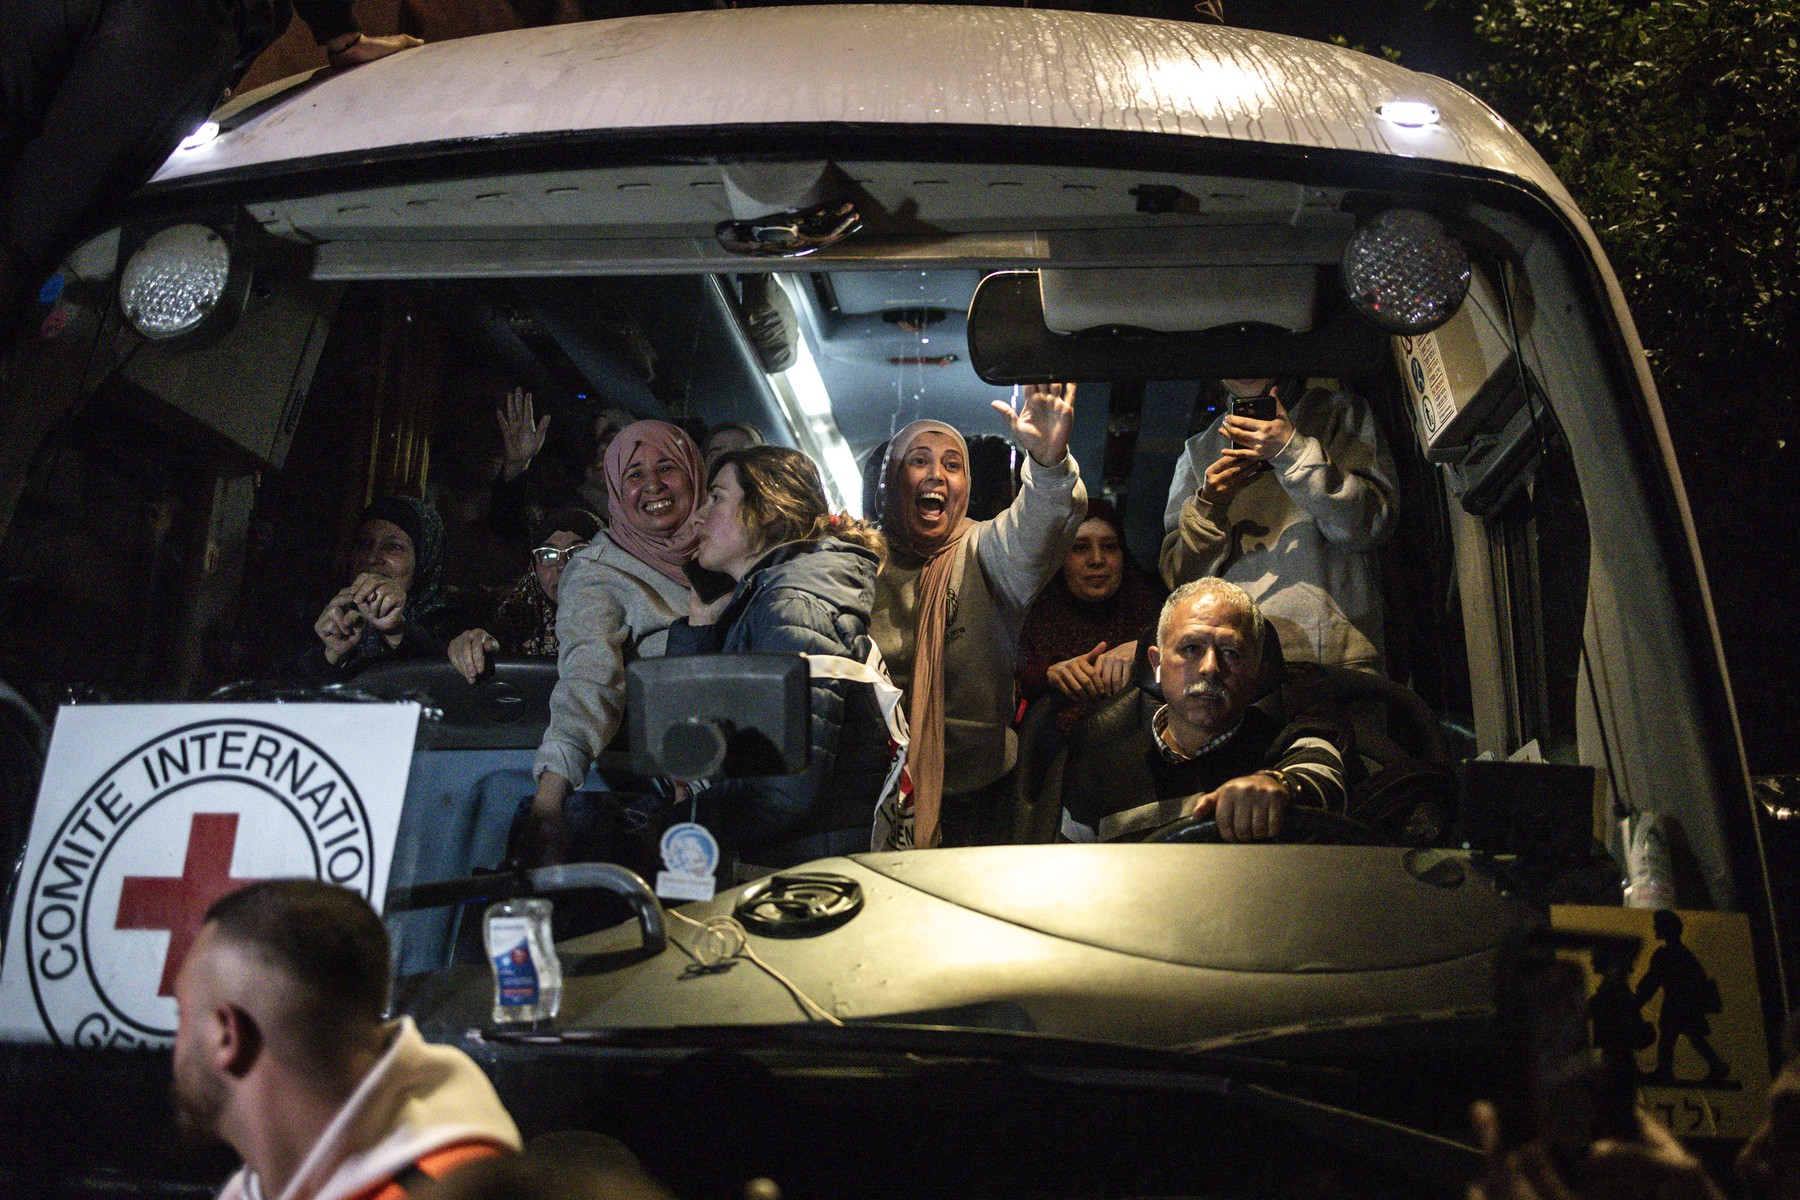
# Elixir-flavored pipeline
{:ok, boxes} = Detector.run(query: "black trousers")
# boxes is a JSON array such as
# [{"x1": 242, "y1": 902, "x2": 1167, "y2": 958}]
[{"x1": 0, "y1": 0, "x2": 284, "y2": 327}]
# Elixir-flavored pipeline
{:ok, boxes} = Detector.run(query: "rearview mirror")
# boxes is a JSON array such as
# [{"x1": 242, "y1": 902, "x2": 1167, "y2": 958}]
[{"x1": 965, "y1": 270, "x2": 1387, "y2": 384}]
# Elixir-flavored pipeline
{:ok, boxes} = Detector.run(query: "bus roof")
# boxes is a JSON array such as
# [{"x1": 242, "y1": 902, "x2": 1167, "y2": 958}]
[{"x1": 152, "y1": 5, "x2": 1565, "y2": 203}]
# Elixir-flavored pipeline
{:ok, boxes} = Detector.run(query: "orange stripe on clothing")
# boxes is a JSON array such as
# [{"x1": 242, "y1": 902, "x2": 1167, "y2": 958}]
[{"x1": 341, "y1": 1139, "x2": 511, "y2": 1200}]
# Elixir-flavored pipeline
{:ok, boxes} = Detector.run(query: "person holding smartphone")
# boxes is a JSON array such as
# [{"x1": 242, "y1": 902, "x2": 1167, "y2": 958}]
[{"x1": 1160, "y1": 378, "x2": 1398, "y2": 674}]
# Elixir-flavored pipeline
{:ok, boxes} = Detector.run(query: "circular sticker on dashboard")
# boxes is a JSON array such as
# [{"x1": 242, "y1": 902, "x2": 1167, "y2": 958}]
[{"x1": 21, "y1": 719, "x2": 374, "y2": 1047}]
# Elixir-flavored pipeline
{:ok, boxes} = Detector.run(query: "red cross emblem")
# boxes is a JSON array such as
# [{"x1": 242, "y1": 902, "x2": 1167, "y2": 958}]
[{"x1": 115, "y1": 813, "x2": 262, "y2": 997}]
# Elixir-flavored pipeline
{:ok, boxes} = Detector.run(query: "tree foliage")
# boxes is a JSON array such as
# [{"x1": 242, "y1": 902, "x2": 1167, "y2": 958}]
[{"x1": 1465, "y1": 0, "x2": 1798, "y2": 424}]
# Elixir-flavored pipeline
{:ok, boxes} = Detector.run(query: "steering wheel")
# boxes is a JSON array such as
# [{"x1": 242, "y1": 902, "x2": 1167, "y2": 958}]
[{"x1": 1145, "y1": 806, "x2": 1390, "y2": 846}]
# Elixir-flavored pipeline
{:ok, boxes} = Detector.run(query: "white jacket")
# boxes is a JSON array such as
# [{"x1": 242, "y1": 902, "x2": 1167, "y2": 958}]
[
  {"x1": 219, "y1": 1018, "x2": 521, "y2": 1200},
  {"x1": 1160, "y1": 386, "x2": 1398, "y2": 671}
]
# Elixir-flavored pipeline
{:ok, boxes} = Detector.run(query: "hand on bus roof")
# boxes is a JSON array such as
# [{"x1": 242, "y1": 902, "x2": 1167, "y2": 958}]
[{"x1": 325, "y1": 31, "x2": 423, "y2": 70}]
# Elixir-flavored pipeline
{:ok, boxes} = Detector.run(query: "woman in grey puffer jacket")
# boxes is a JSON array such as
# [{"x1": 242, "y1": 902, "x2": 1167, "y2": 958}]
[{"x1": 665, "y1": 445, "x2": 893, "y2": 868}]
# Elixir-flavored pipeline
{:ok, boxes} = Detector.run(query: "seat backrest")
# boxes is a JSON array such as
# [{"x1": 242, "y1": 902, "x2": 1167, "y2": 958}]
[
  {"x1": 1010, "y1": 695, "x2": 1070, "y2": 843},
  {"x1": 353, "y1": 657, "x2": 560, "y2": 750},
  {"x1": 1275, "y1": 662, "x2": 1448, "y2": 768}
]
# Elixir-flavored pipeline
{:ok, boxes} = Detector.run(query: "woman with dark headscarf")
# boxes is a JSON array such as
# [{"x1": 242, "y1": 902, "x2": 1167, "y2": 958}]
[
  {"x1": 297, "y1": 495, "x2": 452, "y2": 680},
  {"x1": 527, "y1": 421, "x2": 706, "y2": 859},
  {"x1": 1015, "y1": 497, "x2": 1166, "y2": 734},
  {"x1": 871, "y1": 383, "x2": 1086, "y2": 849},
  {"x1": 446, "y1": 507, "x2": 602, "y2": 682}
]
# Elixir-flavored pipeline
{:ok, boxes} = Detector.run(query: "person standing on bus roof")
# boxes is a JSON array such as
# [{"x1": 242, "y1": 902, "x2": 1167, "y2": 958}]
[
  {"x1": 1, "y1": 0, "x2": 419, "y2": 336},
  {"x1": 1161, "y1": 378, "x2": 1398, "y2": 673},
  {"x1": 871, "y1": 383, "x2": 1086, "y2": 849}
]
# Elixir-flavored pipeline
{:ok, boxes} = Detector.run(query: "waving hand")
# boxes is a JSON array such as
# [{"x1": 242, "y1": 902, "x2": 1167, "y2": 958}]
[{"x1": 991, "y1": 382, "x2": 1076, "y2": 467}]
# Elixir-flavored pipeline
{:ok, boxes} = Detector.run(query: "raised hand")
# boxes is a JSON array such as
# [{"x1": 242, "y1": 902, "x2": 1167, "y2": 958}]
[
  {"x1": 991, "y1": 382, "x2": 1076, "y2": 467},
  {"x1": 326, "y1": 31, "x2": 423, "y2": 70},
  {"x1": 496, "y1": 388, "x2": 550, "y2": 482}
]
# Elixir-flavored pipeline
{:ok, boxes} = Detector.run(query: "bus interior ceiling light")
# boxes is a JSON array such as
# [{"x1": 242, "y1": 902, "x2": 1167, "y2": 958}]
[
  {"x1": 1376, "y1": 101, "x2": 1440, "y2": 128},
  {"x1": 1341, "y1": 209, "x2": 1471, "y2": 335},
  {"x1": 119, "y1": 224, "x2": 232, "y2": 340}
]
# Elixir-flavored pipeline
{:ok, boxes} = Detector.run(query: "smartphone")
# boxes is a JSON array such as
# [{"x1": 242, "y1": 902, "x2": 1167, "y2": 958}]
[
  {"x1": 684, "y1": 561, "x2": 737, "y2": 604},
  {"x1": 1493, "y1": 931, "x2": 1642, "y2": 1169},
  {"x1": 1232, "y1": 389, "x2": 1278, "y2": 422}
]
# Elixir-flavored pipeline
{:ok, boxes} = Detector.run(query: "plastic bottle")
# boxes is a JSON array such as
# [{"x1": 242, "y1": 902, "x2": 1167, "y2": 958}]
[
  {"x1": 483, "y1": 898, "x2": 562, "y2": 1024},
  {"x1": 1621, "y1": 812, "x2": 1676, "y2": 910}
]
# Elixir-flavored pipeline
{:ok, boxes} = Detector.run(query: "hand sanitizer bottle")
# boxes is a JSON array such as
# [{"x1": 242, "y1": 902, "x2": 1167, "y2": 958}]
[{"x1": 483, "y1": 898, "x2": 561, "y2": 1024}]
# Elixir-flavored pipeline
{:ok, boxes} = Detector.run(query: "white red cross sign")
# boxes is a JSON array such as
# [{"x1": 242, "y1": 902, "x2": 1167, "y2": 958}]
[{"x1": 0, "y1": 704, "x2": 419, "y2": 1047}]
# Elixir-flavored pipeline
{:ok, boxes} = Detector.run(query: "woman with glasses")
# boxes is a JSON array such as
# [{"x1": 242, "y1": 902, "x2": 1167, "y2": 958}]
[{"x1": 446, "y1": 507, "x2": 601, "y2": 682}]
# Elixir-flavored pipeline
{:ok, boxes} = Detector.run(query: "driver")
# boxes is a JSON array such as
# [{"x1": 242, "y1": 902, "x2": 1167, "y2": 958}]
[{"x1": 1058, "y1": 577, "x2": 1349, "y2": 842}]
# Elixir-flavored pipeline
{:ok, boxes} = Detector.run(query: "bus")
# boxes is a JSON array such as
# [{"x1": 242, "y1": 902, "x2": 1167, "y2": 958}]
[{"x1": 0, "y1": 8, "x2": 1789, "y2": 1196}]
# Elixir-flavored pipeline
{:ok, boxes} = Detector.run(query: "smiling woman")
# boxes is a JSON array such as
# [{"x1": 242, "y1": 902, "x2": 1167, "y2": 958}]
[
  {"x1": 871, "y1": 385, "x2": 1087, "y2": 849},
  {"x1": 1016, "y1": 499, "x2": 1167, "y2": 734},
  {"x1": 295, "y1": 495, "x2": 451, "y2": 681},
  {"x1": 525, "y1": 421, "x2": 706, "y2": 864}
]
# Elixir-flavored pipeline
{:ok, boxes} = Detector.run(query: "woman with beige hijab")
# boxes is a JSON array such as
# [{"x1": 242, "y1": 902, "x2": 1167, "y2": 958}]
[{"x1": 871, "y1": 383, "x2": 1086, "y2": 848}]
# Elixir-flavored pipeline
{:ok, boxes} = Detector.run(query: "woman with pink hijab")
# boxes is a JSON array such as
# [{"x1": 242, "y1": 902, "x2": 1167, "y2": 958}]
[
  {"x1": 871, "y1": 383, "x2": 1087, "y2": 848},
  {"x1": 527, "y1": 419, "x2": 705, "y2": 860}
]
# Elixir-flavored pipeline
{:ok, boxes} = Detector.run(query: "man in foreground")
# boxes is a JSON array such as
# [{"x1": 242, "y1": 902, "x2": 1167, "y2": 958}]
[
  {"x1": 173, "y1": 879, "x2": 520, "y2": 1200},
  {"x1": 1057, "y1": 577, "x2": 1349, "y2": 842}
]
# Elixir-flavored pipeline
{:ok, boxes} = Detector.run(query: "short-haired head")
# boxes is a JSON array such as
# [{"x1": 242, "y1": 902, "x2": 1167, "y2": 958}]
[
  {"x1": 1157, "y1": 577, "x2": 1263, "y2": 669},
  {"x1": 704, "y1": 422, "x2": 764, "y2": 459},
  {"x1": 202, "y1": 880, "x2": 390, "y2": 1070}
]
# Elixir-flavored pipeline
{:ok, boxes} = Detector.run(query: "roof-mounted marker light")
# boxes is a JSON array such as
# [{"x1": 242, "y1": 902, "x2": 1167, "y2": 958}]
[
  {"x1": 176, "y1": 121, "x2": 220, "y2": 152},
  {"x1": 118, "y1": 224, "x2": 234, "y2": 341},
  {"x1": 1377, "y1": 102, "x2": 1440, "y2": 129},
  {"x1": 1341, "y1": 209, "x2": 1470, "y2": 335}
]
